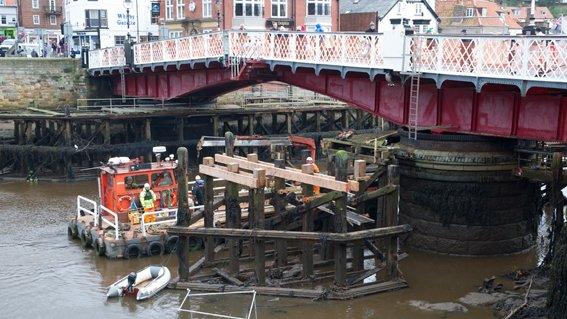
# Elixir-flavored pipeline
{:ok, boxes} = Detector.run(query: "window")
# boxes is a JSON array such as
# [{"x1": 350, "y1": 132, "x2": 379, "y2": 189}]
[
  {"x1": 32, "y1": 15, "x2": 40, "y2": 25},
  {"x1": 307, "y1": 0, "x2": 330, "y2": 16},
  {"x1": 1, "y1": 16, "x2": 6, "y2": 24},
  {"x1": 152, "y1": 172, "x2": 173, "y2": 187},
  {"x1": 49, "y1": 15, "x2": 56, "y2": 25},
  {"x1": 176, "y1": 0, "x2": 184, "y2": 19},
  {"x1": 166, "y1": 0, "x2": 173, "y2": 20},
  {"x1": 114, "y1": 35, "x2": 126, "y2": 45},
  {"x1": 85, "y1": 9, "x2": 108, "y2": 28},
  {"x1": 124, "y1": 174, "x2": 149, "y2": 190},
  {"x1": 49, "y1": 0, "x2": 56, "y2": 10},
  {"x1": 169, "y1": 31, "x2": 181, "y2": 38},
  {"x1": 272, "y1": 0, "x2": 287, "y2": 17},
  {"x1": 32, "y1": 0, "x2": 39, "y2": 9},
  {"x1": 513, "y1": 9, "x2": 520, "y2": 16},
  {"x1": 481, "y1": 8, "x2": 487, "y2": 17},
  {"x1": 203, "y1": 0, "x2": 212, "y2": 18},
  {"x1": 415, "y1": 3, "x2": 422, "y2": 15},
  {"x1": 465, "y1": 8, "x2": 474, "y2": 17},
  {"x1": 234, "y1": 0, "x2": 262, "y2": 17}
]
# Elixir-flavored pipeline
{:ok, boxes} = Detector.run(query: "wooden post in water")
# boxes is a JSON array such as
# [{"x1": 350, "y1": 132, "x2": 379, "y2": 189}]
[
  {"x1": 203, "y1": 157, "x2": 215, "y2": 263},
  {"x1": 224, "y1": 132, "x2": 241, "y2": 275},
  {"x1": 385, "y1": 164, "x2": 400, "y2": 279},
  {"x1": 103, "y1": 120, "x2": 111, "y2": 145},
  {"x1": 176, "y1": 147, "x2": 191, "y2": 281},
  {"x1": 301, "y1": 163, "x2": 314, "y2": 277},
  {"x1": 251, "y1": 168, "x2": 266, "y2": 285},
  {"x1": 333, "y1": 150, "x2": 349, "y2": 287},
  {"x1": 274, "y1": 158, "x2": 288, "y2": 267},
  {"x1": 177, "y1": 118, "x2": 185, "y2": 142},
  {"x1": 352, "y1": 159, "x2": 366, "y2": 271}
]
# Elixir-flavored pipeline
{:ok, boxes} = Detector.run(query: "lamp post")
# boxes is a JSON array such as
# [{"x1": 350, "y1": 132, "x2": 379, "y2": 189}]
[{"x1": 216, "y1": 0, "x2": 221, "y2": 29}]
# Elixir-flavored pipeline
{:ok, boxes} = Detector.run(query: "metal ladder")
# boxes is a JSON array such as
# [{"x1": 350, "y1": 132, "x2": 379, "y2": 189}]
[{"x1": 408, "y1": 37, "x2": 422, "y2": 140}]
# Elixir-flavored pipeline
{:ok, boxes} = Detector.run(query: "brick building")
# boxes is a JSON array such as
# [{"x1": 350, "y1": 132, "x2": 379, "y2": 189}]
[
  {"x1": 157, "y1": 0, "x2": 339, "y2": 38},
  {"x1": 0, "y1": 0, "x2": 18, "y2": 39},
  {"x1": 18, "y1": 0, "x2": 64, "y2": 44}
]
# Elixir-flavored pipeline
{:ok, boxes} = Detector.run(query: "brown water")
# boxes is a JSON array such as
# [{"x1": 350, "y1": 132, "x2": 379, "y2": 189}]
[{"x1": 0, "y1": 181, "x2": 539, "y2": 319}]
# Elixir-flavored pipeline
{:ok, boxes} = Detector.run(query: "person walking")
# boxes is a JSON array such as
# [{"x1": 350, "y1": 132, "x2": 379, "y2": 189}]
[{"x1": 192, "y1": 175, "x2": 205, "y2": 206}]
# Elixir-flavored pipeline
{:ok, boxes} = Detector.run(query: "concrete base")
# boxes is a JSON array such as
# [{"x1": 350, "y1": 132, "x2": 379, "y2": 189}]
[{"x1": 396, "y1": 133, "x2": 539, "y2": 256}]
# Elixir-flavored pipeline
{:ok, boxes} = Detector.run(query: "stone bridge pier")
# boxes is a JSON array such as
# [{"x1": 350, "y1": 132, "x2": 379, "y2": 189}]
[{"x1": 396, "y1": 133, "x2": 539, "y2": 256}]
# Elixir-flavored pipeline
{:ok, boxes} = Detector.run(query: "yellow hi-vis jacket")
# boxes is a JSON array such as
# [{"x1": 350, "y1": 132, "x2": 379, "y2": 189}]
[{"x1": 140, "y1": 189, "x2": 157, "y2": 210}]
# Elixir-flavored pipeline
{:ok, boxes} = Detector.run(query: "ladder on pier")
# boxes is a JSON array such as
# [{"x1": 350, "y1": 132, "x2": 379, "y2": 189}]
[{"x1": 408, "y1": 37, "x2": 422, "y2": 140}]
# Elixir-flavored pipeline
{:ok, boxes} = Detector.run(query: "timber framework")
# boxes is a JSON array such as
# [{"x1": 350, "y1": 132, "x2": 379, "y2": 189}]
[{"x1": 169, "y1": 132, "x2": 411, "y2": 299}]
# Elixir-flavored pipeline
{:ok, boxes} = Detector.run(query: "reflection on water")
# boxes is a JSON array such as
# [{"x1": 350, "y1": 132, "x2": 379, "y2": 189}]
[{"x1": 0, "y1": 181, "x2": 539, "y2": 319}]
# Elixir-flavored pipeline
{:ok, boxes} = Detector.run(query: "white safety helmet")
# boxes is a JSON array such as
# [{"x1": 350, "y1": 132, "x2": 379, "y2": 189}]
[
  {"x1": 195, "y1": 175, "x2": 201, "y2": 180},
  {"x1": 306, "y1": 157, "x2": 313, "y2": 163},
  {"x1": 144, "y1": 183, "x2": 150, "y2": 189}
]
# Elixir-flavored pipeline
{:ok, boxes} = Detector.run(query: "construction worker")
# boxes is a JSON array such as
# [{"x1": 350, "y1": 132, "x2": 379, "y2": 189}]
[
  {"x1": 306, "y1": 157, "x2": 320, "y2": 195},
  {"x1": 140, "y1": 183, "x2": 157, "y2": 223},
  {"x1": 192, "y1": 175, "x2": 205, "y2": 206}
]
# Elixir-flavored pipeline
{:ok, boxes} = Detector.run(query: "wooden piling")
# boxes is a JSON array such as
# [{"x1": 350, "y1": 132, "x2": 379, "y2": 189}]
[
  {"x1": 250, "y1": 168, "x2": 266, "y2": 285},
  {"x1": 224, "y1": 132, "x2": 241, "y2": 275},
  {"x1": 333, "y1": 150, "x2": 349, "y2": 287},
  {"x1": 385, "y1": 164, "x2": 399, "y2": 279},
  {"x1": 301, "y1": 163, "x2": 314, "y2": 277},
  {"x1": 204, "y1": 157, "x2": 215, "y2": 263},
  {"x1": 274, "y1": 159, "x2": 288, "y2": 267},
  {"x1": 177, "y1": 118, "x2": 185, "y2": 142},
  {"x1": 103, "y1": 120, "x2": 111, "y2": 145},
  {"x1": 286, "y1": 113, "x2": 292, "y2": 134},
  {"x1": 353, "y1": 160, "x2": 366, "y2": 271},
  {"x1": 176, "y1": 147, "x2": 191, "y2": 281}
]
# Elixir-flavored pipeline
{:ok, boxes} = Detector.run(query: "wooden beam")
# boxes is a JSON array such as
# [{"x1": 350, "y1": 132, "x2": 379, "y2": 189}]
[
  {"x1": 215, "y1": 154, "x2": 359, "y2": 192},
  {"x1": 274, "y1": 159, "x2": 288, "y2": 267},
  {"x1": 333, "y1": 150, "x2": 349, "y2": 287},
  {"x1": 301, "y1": 164, "x2": 314, "y2": 277},
  {"x1": 251, "y1": 186, "x2": 266, "y2": 285},
  {"x1": 204, "y1": 173, "x2": 215, "y2": 263},
  {"x1": 168, "y1": 224, "x2": 412, "y2": 241},
  {"x1": 176, "y1": 147, "x2": 191, "y2": 281},
  {"x1": 350, "y1": 185, "x2": 397, "y2": 206},
  {"x1": 347, "y1": 267, "x2": 383, "y2": 286},
  {"x1": 199, "y1": 164, "x2": 263, "y2": 188},
  {"x1": 363, "y1": 238, "x2": 385, "y2": 262},
  {"x1": 385, "y1": 165, "x2": 400, "y2": 279},
  {"x1": 214, "y1": 268, "x2": 244, "y2": 286}
]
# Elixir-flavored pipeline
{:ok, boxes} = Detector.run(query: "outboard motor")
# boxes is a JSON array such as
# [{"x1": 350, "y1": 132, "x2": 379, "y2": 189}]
[{"x1": 126, "y1": 272, "x2": 137, "y2": 293}]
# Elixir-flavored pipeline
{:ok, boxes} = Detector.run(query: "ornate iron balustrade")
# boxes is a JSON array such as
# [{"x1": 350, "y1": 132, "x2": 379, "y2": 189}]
[
  {"x1": 88, "y1": 46, "x2": 126, "y2": 70},
  {"x1": 412, "y1": 34, "x2": 567, "y2": 84}
]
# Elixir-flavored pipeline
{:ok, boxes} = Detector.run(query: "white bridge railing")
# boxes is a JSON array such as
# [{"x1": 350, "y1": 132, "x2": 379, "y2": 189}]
[
  {"x1": 88, "y1": 31, "x2": 567, "y2": 86},
  {"x1": 413, "y1": 35, "x2": 567, "y2": 83}
]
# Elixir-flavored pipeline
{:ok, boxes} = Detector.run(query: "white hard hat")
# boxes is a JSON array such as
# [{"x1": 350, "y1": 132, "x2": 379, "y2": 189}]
[
  {"x1": 306, "y1": 157, "x2": 313, "y2": 162},
  {"x1": 144, "y1": 183, "x2": 150, "y2": 189},
  {"x1": 195, "y1": 175, "x2": 201, "y2": 180}
]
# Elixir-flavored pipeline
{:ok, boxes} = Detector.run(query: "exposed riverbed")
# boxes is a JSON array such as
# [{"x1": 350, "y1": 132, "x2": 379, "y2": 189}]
[{"x1": 0, "y1": 181, "x2": 541, "y2": 319}]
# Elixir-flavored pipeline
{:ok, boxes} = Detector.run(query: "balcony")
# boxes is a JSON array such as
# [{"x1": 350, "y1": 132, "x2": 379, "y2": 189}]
[{"x1": 43, "y1": 6, "x2": 63, "y2": 16}]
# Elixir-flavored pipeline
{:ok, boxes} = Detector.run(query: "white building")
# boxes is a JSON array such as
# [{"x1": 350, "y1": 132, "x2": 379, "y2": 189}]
[
  {"x1": 380, "y1": 0, "x2": 439, "y2": 33},
  {"x1": 64, "y1": 0, "x2": 159, "y2": 50}
]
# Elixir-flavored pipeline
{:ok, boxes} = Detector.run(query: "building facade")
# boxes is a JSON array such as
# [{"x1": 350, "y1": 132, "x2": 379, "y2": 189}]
[
  {"x1": 64, "y1": 0, "x2": 159, "y2": 50},
  {"x1": 340, "y1": 0, "x2": 438, "y2": 33},
  {"x1": 0, "y1": 0, "x2": 18, "y2": 39},
  {"x1": 157, "y1": 0, "x2": 339, "y2": 39},
  {"x1": 18, "y1": 0, "x2": 64, "y2": 44},
  {"x1": 436, "y1": 0, "x2": 522, "y2": 34}
]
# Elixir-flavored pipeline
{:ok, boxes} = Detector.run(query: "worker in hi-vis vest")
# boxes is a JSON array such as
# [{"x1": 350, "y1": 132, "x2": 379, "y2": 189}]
[
  {"x1": 140, "y1": 183, "x2": 157, "y2": 223},
  {"x1": 306, "y1": 157, "x2": 320, "y2": 195}
]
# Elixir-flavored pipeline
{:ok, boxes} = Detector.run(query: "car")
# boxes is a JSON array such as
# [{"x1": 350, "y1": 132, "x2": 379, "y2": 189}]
[{"x1": 0, "y1": 38, "x2": 16, "y2": 51}]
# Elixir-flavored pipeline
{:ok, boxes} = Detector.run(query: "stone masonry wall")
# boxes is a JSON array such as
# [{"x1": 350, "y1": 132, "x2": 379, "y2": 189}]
[{"x1": 0, "y1": 58, "x2": 89, "y2": 110}]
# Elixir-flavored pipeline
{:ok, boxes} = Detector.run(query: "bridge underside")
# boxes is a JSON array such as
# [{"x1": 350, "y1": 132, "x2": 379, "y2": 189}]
[{"x1": 111, "y1": 63, "x2": 567, "y2": 142}]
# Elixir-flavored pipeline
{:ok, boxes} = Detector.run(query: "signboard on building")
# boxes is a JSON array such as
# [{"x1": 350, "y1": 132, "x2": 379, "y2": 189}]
[{"x1": 151, "y1": 2, "x2": 160, "y2": 17}]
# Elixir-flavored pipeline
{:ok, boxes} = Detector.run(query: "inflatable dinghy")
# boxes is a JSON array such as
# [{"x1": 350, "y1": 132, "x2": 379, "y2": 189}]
[{"x1": 106, "y1": 265, "x2": 171, "y2": 301}]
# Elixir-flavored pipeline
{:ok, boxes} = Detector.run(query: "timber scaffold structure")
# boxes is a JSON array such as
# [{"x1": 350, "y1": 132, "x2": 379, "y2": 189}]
[{"x1": 169, "y1": 132, "x2": 411, "y2": 300}]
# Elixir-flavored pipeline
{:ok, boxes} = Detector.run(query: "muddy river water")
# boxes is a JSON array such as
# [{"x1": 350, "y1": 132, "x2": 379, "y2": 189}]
[{"x1": 0, "y1": 181, "x2": 541, "y2": 319}]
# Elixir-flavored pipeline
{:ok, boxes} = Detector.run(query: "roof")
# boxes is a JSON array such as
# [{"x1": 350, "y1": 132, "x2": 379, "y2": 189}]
[
  {"x1": 340, "y1": 0, "x2": 399, "y2": 15},
  {"x1": 436, "y1": 0, "x2": 522, "y2": 30},
  {"x1": 504, "y1": 6, "x2": 554, "y2": 21},
  {"x1": 340, "y1": 0, "x2": 439, "y2": 21}
]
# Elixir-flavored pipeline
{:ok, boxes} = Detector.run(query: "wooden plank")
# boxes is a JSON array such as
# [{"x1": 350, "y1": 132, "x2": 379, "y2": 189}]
[
  {"x1": 350, "y1": 184, "x2": 397, "y2": 206},
  {"x1": 199, "y1": 164, "x2": 260, "y2": 188},
  {"x1": 26, "y1": 107, "x2": 61, "y2": 116},
  {"x1": 214, "y1": 268, "x2": 244, "y2": 286},
  {"x1": 347, "y1": 267, "x2": 383, "y2": 286},
  {"x1": 189, "y1": 244, "x2": 225, "y2": 275},
  {"x1": 168, "y1": 224, "x2": 412, "y2": 241},
  {"x1": 215, "y1": 154, "x2": 359, "y2": 192},
  {"x1": 174, "y1": 282, "x2": 324, "y2": 299},
  {"x1": 363, "y1": 238, "x2": 385, "y2": 262}
]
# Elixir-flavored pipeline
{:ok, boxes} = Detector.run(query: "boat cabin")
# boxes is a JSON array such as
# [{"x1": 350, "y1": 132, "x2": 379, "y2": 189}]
[{"x1": 99, "y1": 156, "x2": 178, "y2": 222}]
